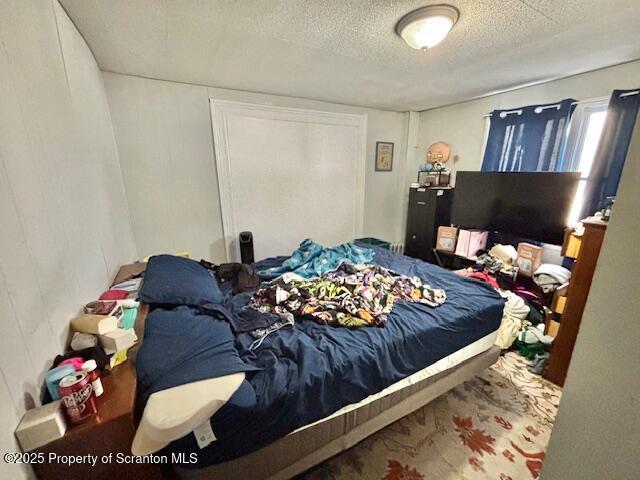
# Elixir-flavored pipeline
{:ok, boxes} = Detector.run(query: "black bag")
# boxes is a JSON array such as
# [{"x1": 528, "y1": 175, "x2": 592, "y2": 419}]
[{"x1": 200, "y1": 260, "x2": 261, "y2": 294}]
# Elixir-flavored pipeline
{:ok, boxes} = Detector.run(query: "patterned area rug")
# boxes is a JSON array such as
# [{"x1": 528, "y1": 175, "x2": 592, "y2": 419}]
[{"x1": 300, "y1": 352, "x2": 561, "y2": 480}]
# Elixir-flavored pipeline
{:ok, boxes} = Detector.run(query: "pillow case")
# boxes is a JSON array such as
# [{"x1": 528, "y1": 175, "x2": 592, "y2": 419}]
[
  {"x1": 138, "y1": 254, "x2": 223, "y2": 306},
  {"x1": 136, "y1": 306, "x2": 260, "y2": 410}
]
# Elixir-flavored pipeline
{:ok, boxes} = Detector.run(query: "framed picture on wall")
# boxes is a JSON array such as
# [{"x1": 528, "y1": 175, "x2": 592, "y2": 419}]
[{"x1": 375, "y1": 142, "x2": 394, "y2": 172}]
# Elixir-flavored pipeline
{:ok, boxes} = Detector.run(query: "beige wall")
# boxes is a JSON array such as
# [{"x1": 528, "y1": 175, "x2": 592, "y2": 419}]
[
  {"x1": 0, "y1": 2, "x2": 136, "y2": 477},
  {"x1": 416, "y1": 60, "x2": 640, "y2": 180},
  {"x1": 103, "y1": 72, "x2": 409, "y2": 261},
  {"x1": 542, "y1": 114, "x2": 639, "y2": 478}
]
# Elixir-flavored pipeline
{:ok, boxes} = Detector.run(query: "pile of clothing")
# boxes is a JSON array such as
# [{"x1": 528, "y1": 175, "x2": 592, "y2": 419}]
[
  {"x1": 250, "y1": 262, "x2": 446, "y2": 329},
  {"x1": 257, "y1": 238, "x2": 374, "y2": 279},
  {"x1": 455, "y1": 243, "x2": 555, "y2": 363},
  {"x1": 533, "y1": 264, "x2": 571, "y2": 293},
  {"x1": 456, "y1": 243, "x2": 520, "y2": 288},
  {"x1": 494, "y1": 290, "x2": 530, "y2": 349}
]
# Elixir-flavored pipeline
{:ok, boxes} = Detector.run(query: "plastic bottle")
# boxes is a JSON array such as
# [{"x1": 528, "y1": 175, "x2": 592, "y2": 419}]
[{"x1": 81, "y1": 359, "x2": 104, "y2": 397}]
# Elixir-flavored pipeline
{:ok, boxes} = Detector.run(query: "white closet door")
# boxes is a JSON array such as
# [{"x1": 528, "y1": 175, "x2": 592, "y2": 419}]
[{"x1": 211, "y1": 101, "x2": 367, "y2": 261}]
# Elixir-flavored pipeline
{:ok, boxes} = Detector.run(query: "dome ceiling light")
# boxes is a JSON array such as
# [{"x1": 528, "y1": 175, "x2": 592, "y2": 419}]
[{"x1": 396, "y1": 4, "x2": 459, "y2": 51}]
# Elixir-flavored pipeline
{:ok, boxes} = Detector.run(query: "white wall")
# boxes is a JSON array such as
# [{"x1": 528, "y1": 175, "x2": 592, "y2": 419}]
[
  {"x1": 416, "y1": 60, "x2": 640, "y2": 180},
  {"x1": 103, "y1": 72, "x2": 409, "y2": 262},
  {"x1": 0, "y1": 2, "x2": 136, "y2": 477},
  {"x1": 542, "y1": 113, "x2": 639, "y2": 479}
]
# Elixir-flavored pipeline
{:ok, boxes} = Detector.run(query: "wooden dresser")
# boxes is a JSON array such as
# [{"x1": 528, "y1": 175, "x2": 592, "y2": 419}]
[{"x1": 543, "y1": 218, "x2": 608, "y2": 386}]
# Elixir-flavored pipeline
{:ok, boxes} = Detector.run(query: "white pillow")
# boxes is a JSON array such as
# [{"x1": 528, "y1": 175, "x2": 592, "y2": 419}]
[{"x1": 131, "y1": 372, "x2": 245, "y2": 455}]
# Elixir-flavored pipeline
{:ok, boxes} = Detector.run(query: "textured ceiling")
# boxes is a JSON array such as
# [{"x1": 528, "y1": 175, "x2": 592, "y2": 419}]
[{"x1": 60, "y1": 0, "x2": 640, "y2": 111}]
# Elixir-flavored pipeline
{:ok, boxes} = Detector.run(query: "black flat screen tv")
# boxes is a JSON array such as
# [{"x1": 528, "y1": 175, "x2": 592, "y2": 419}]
[{"x1": 451, "y1": 171, "x2": 580, "y2": 245}]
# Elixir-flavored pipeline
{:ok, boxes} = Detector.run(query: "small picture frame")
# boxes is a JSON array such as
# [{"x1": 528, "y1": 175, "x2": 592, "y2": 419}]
[{"x1": 375, "y1": 142, "x2": 394, "y2": 172}]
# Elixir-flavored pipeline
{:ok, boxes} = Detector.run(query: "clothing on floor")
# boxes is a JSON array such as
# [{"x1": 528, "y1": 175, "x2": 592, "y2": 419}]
[
  {"x1": 518, "y1": 324, "x2": 553, "y2": 346},
  {"x1": 475, "y1": 251, "x2": 519, "y2": 279},
  {"x1": 509, "y1": 284, "x2": 543, "y2": 305},
  {"x1": 475, "y1": 252, "x2": 504, "y2": 274},
  {"x1": 494, "y1": 290, "x2": 530, "y2": 349},
  {"x1": 257, "y1": 239, "x2": 374, "y2": 280},
  {"x1": 528, "y1": 352, "x2": 550, "y2": 374},
  {"x1": 464, "y1": 269, "x2": 499, "y2": 289},
  {"x1": 533, "y1": 263, "x2": 571, "y2": 293},
  {"x1": 524, "y1": 299, "x2": 544, "y2": 326},
  {"x1": 513, "y1": 338, "x2": 546, "y2": 360},
  {"x1": 250, "y1": 262, "x2": 446, "y2": 328},
  {"x1": 489, "y1": 243, "x2": 518, "y2": 263}
]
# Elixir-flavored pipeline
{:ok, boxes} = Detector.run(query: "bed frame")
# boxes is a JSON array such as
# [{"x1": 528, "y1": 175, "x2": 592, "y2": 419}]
[{"x1": 174, "y1": 344, "x2": 501, "y2": 480}]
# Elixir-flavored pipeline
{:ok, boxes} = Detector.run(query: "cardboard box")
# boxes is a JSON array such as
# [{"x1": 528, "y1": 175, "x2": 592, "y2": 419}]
[
  {"x1": 516, "y1": 242, "x2": 543, "y2": 277},
  {"x1": 455, "y1": 229, "x2": 488, "y2": 259},
  {"x1": 436, "y1": 226, "x2": 458, "y2": 252}
]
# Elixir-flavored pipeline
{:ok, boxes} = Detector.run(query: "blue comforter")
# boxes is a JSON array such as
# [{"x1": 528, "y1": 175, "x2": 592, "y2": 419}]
[
  {"x1": 256, "y1": 238, "x2": 374, "y2": 279},
  {"x1": 139, "y1": 246, "x2": 503, "y2": 467}
]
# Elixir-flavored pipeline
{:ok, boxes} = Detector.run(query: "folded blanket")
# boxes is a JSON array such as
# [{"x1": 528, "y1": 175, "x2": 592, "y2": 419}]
[
  {"x1": 250, "y1": 263, "x2": 446, "y2": 328},
  {"x1": 533, "y1": 263, "x2": 571, "y2": 293},
  {"x1": 256, "y1": 239, "x2": 374, "y2": 279}
]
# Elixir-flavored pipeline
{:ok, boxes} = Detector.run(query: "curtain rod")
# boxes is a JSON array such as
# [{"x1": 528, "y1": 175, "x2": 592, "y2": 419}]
[{"x1": 482, "y1": 92, "x2": 638, "y2": 118}]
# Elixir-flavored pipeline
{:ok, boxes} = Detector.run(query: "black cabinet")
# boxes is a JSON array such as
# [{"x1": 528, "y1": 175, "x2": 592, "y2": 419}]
[{"x1": 404, "y1": 186, "x2": 453, "y2": 262}]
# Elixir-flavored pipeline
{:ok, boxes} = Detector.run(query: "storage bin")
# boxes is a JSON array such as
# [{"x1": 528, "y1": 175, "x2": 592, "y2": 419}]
[{"x1": 355, "y1": 237, "x2": 391, "y2": 250}]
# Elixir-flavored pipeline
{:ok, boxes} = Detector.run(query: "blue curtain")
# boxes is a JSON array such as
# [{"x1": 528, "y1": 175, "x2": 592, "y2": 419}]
[
  {"x1": 580, "y1": 88, "x2": 640, "y2": 218},
  {"x1": 482, "y1": 98, "x2": 576, "y2": 172}
]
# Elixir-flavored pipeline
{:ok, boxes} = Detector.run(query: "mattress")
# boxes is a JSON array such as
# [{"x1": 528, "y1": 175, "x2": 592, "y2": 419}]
[
  {"x1": 137, "y1": 245, "x2": 504, "y2": 467},
  {"x1": 295, "y1": 328, "x2": 498, "y2": 432},
  {"x1": 178, "y1": 346, "x2": 502, "y2": 480}
]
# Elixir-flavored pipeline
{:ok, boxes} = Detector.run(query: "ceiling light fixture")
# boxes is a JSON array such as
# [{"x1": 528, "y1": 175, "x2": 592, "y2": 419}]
[{"x1": 396, "y1": 4, "x2": 459, "y2": 51}]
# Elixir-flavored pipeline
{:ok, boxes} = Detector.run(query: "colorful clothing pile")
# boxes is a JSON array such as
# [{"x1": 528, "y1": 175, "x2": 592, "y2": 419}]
[
  {"x1": 256, "y1": 239, "x2": 374, "y2": 280},
  {"x1": 250, "y1": 263, "x2": 446, "y2": 328}
]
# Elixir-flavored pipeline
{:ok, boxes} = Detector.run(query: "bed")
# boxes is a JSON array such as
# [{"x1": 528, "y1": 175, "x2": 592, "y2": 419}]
[{"x1": 132, "y1": 244, "x2": 504, "y2": 479}]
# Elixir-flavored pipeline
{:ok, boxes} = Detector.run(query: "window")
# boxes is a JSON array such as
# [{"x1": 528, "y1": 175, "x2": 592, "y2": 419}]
[{"x1": 561, "y1": 98, "x2": 609, "y2": 226}]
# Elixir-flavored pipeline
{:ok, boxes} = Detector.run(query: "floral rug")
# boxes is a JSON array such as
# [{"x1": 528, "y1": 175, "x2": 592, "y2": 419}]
[{"x1": 300, "y1": 352, "x2": 561, "y2": 480}]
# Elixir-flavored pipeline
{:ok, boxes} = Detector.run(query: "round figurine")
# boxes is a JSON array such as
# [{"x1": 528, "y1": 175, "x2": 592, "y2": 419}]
[{"x1": 426, "y1": 142, "x2": 451, "y2": 168}]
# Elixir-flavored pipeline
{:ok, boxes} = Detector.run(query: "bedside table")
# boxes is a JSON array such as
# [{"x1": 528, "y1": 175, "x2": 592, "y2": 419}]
[{"x1": 31, "y1": 306, "x2": 162, "y2": 480}]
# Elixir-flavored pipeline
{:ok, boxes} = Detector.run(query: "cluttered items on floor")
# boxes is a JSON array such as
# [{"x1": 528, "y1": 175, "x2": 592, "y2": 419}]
[{"x1": 452, "y1": 240, "x2": 573, "y2": 376}]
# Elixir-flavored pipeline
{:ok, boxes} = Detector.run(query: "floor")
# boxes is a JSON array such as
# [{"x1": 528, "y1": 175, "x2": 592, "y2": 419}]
[{"x1": 301, "y1": 352, "x2": 561, "y2": 480}]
